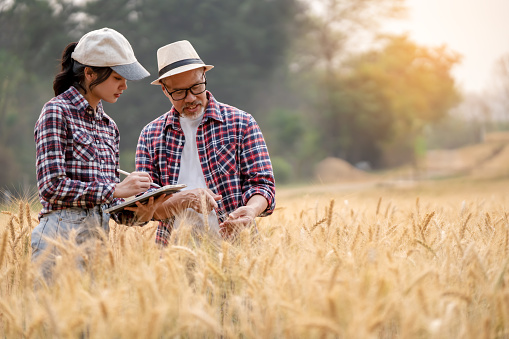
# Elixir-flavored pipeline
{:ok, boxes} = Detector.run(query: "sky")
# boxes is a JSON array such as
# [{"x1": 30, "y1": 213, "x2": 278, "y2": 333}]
[{"x1": 382, "y1": 0, "x2": 509, "y2": 94}]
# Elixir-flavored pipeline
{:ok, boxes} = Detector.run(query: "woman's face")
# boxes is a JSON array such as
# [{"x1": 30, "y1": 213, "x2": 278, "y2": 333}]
[{"x1": 87, "y1": 70, "x2": 127, "y2": 106}]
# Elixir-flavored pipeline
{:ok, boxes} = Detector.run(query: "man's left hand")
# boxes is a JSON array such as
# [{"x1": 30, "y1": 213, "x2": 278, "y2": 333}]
[{"x1": 219, "y1": 206, "x2": 257, "y2": 238}]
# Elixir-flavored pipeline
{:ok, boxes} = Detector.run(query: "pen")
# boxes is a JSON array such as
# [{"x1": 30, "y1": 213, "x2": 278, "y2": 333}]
[{"x1": 117, "y1": 169, "x2": 161, "y2": 188}]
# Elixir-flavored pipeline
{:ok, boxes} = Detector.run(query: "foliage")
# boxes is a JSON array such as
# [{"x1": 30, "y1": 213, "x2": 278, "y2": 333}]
[
  {"x1": 262, "y1": 108, "x2": 325, "y2": 181},
  {"x1": 487, "y1": 53, "x2": 509, "y2": 121},
  {"x1": 425, "y1": 114, "x2": 484, "y2": 150},
  {"x1": 312, "y1": 35, "x2": 461, "y2": 168},
  {"x1": 270, "y1": 156, "x2": 293, "y2": 184},
  {"x1": 81, "y1": 0, "x2": 304, "y2": 162},
  {"x1": 0, "y1": 0, "x2": 303, "y2": 187},
  {"x1": 0, "y1": 0, "x2": 466, "y2": 190},
  {"x1": 0, "y1": 0, "x2": 81, "y2": 191}
]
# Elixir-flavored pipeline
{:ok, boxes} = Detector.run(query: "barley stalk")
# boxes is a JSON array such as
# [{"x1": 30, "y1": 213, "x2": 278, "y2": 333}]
[
  {"x1": 326, "y1": 198, "x2": 335, "y2": 228},
  {"x1": 201, "y1": 268, "x2": 209, "y2": 294},
  {"x1": 0, "y1": 231, "x2": 7, "y2": 268},
  {"x1": 420, "y1": 211, "x2": 435, "y2": 241},
  {"x1": 221, "y1": 241, "x2": 229, "y2": 270},
  {"x1": 384, "y1": 201, "x2": 392, "y2": 219},
  {"x1": 351, "y1": 224, "x2": 361, "y2": 251},
  {"x1": 26, "y1": 203, "x2": 33, "y2": 230},
  {"x1": 328, "y1": 264, "x2": 339, "y2": 292},
  {"x1": 376, "y1": 197, "x2": 382, "y2": 216},
  {"x1": 8, "y1": 216, "x2": 16, "y2": 244},
  {"x1": 460, "y1": 213, "x2": 472, "y2": 240},
  {"x1": 247, "y1": 258, "x2": 257, "y2": 277},
  {"x1": 18, "y1": 200, "x2": 24, "y2": 229},
  {"x1": 484, "y1": 212, "x2": 492, "y2": 231},
  {"x1": 415, "y1": 239, "x2": 437, "y2": 258}
]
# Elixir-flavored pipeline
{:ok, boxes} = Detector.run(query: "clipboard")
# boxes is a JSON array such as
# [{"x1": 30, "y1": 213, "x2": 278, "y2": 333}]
[{"x1": 104, "y1": 184, "x2": 186, "y2": 214}]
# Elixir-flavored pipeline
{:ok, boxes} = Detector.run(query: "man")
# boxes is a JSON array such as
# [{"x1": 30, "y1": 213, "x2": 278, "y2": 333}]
[{"x1": 136, "y1": 40, "x2": 275, "y2": 246}]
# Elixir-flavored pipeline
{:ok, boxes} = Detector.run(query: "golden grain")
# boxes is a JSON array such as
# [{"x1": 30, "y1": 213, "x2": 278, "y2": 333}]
[
  {"x1": 18, "y1": 200, "x2": 24, "y2": 229},
  {"x1": 460, "y1": 213, "x2": 472, "y2": 240},
  {"x1": 420, "y1": 211, "x2": 435, "y2": 240},
  {"x1": 376, "y1": 196, "x2": 382, "y2": 216},
  {"x1": 0, "y1": 231, "x2": 7, "y2": 268},
  {"x1": 1, "y1": 181, "x2": 509, "y2": 337}
]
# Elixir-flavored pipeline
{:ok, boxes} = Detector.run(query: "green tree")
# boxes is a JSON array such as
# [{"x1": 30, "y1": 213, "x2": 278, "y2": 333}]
[
  {"x1": 80, "y1": 0, "x2": 303, "y2": 169},
  {"x1": 0, "y1": 0, "x2": 303, "y2": 192},
  {"x1": 326, "y1": 35, "x2": 461, "y2": 167},
  {"x1": 0, "y1": 0, "x2": 80, "y2": 77},
  {"x1": 286, "y1": 0, "x2": 407, "y2": 169},
  {"x1": 0, "y1": 0, "x2": 79, "y2": 191},
  {"x1": 261, "y1": 108, "x2": 325, "y2": 182}
]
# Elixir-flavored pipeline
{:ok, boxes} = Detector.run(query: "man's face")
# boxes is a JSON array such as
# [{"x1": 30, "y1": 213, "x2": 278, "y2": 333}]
[{"x1": 161, "y1": 68, "x2": 208, "y2": 119}]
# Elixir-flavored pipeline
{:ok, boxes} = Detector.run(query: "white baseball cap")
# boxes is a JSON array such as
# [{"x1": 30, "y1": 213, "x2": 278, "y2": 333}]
[{"x1": 71, "y1": 27, "x2": 150, "y2": 81}]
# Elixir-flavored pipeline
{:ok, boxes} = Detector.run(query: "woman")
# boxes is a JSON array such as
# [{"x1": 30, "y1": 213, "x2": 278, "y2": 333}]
[{"x1": 31, "y1": 28, "x2": 166, "y2": 273}]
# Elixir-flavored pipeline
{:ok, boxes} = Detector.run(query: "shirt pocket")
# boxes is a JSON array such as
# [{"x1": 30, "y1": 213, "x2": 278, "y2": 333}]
[
  {"x1": 215, "y1": 143, "x2": 238, "y2": 176},
  {"x1": 72, "y1": 129, "x2": 96, "y2": 162},
  {"x1": 102, "y1": 136, "x2": 117, "y2": 164}
]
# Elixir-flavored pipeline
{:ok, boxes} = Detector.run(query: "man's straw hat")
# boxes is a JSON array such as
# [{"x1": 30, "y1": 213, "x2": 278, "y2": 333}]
[
  {"x1": 151, "y1": 40, "x2": 214, "y2": 85},
  {"x1": 72, "y1": 27, "x2": 150, "y2": 81}
]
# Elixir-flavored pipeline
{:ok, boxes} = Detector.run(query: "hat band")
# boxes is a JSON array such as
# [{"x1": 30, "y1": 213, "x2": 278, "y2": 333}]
[{"x1": 158, "y1": 58, "x2": 204, "y2": 77}]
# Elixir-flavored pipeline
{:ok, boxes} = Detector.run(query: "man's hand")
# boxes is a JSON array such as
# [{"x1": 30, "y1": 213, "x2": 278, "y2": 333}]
[
  {"x1": 113, "y1": 171, "x2": 154, "y2": 198},
  {"x1": 178, "y1": 188, "x2": 222, "y2": 213},
  {"x1": 219, "y1": 194, "x2": 268, "y2": 238},
  {"x1": 219, "y1": 206, "x2": 257, "y2": 238},
  {"x1": 124, "y1": 194, "x2": 171, "y2": 223},
  {"x1": 153, "y1": 188, "x2": 222, "y2": 220}
]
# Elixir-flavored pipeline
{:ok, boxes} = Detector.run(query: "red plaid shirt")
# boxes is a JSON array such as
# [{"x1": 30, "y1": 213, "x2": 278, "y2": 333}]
[
  {"x1": 136, "y1": 91, "x2": 276, "y2": 245},
  {"x1": 34, "y1": 86, "x2": 136, "y2": 224}
]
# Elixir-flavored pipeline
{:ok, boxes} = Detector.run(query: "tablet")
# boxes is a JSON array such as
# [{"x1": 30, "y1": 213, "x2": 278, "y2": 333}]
[{"x1": 104, "y1": 184, "x2": 186, "y2": 214}]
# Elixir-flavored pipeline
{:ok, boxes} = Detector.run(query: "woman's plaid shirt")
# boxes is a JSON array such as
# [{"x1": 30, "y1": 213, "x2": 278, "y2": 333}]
[
  {"x1": 136, "y1": 92, "x2": 276, "y2": 245},
  {"x1": 34, "y1": 86, "x2": 135, "y2": 223}
]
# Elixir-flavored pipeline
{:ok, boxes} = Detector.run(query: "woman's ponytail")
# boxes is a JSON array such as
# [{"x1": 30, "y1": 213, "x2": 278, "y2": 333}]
[{"x1": 53, "y1": 42, "x2": 78, "y2": 96}]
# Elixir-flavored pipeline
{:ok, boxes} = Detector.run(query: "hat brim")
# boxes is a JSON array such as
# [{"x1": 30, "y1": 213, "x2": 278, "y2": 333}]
[
  {"x1": 150, "y1": 64, "x2": 214, "y2": 85},
  {"x1": 111, "y1": 61, "x2": 150, "y2": 81}
]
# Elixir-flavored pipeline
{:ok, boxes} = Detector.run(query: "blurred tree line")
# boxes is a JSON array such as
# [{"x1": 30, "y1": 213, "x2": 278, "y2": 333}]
[{"x1": 0, "y1": 0, "x2": 462, "y2": 195}]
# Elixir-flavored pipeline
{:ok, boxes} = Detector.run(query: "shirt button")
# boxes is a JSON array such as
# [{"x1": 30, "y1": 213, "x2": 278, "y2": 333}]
[
  {"x1": 96, "y1": 140, "x2": 100, "y2": 143},
  {"x1": 101, "y1": 160, "x2": 105, "y2": 164}
]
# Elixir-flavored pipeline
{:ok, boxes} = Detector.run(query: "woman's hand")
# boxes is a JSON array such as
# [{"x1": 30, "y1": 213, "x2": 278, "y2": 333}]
[
  {"x1": 113, "y1": 171, "x2": 154, "y2": 198},
  {"x1": 124, "y1": 194, "x2": 171, "y2": 223}
]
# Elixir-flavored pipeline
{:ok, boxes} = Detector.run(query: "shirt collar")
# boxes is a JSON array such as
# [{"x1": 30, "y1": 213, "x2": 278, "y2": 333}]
[
  {"x1": 64, "y1": 86, "x2": 110, "y2": 124},
  {"x1": 164, "y1": 91, "x2": 224, "y2": 130}
]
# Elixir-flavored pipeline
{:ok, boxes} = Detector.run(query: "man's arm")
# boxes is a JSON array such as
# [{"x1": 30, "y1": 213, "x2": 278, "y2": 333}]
[{"x1": 238, "y1": 115, "x2": 276, "y2": 216}]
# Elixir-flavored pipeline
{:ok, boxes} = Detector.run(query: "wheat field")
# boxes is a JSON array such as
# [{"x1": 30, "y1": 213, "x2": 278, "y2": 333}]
[{"x1": 1, "y1": 178, "x2": 509, "y2": 338}]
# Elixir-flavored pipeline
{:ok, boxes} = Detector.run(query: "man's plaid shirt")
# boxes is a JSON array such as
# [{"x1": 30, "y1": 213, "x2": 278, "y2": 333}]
[
  {"x1": 136, "y1": 91, "x2": 276, "y2": 245},
  {"x1": 34, "y1": 86, "x2": 135, "y2": 224}
]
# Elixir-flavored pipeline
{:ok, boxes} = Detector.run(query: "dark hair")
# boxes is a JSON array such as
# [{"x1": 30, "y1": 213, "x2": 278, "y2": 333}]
[{"x1": 53, "y1": 42, "x2": 113, "y2": 96}]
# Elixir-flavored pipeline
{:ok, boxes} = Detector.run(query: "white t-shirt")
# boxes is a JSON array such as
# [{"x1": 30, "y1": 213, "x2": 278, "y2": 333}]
[{"x1": 174, "y1": 113, "x2": 220, "y2": 233}]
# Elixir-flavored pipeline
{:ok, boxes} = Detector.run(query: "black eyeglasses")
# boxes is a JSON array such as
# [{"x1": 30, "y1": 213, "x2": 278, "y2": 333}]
[{"x1": 164, "y1": 81, "x2": 207, "y2": 101}]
